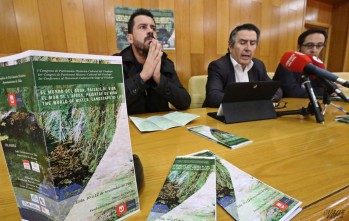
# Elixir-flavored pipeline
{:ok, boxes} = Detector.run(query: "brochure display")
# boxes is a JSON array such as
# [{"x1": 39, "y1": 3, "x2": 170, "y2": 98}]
[
  {"x1": 190, "y1": 150, "x2": 302, "y2": 221},
  {"x1": 0, "y1": 50, "x2": 139, "y2": 220},
  {"x1": 130, "y1": 112, "x2": 199, "y2": 132},
  {"x1": 188, "y1": 125, "x2": 252, "y2": 149},
  {"x1": 147, "y1": 156, "x2": 216, "y2": 221}
]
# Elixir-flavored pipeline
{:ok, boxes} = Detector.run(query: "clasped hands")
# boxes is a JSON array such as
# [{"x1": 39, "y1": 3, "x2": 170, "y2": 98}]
[{"x1": 140, "y1": 38, "x2": 163, "y2": 85}]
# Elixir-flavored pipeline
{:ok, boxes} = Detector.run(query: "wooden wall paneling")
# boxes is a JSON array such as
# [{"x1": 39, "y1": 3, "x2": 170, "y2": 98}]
[
  {"x1": 13, "y1": 0, "x2": 45, "y2": 51},
  {"x1": 141, "y1": 0, "x2": 158, "y2": 9},
  {"x1": 121, "y1": 0, "x2": 141, "y2": 8},
  {"x1": 260, "y1": 0, "x2": 272, "y2": 60},
  {"x1": 216, "y1": 0, "x2": 230, "y2": 55},
  {"x1": 104, "y1": 0, "x2": 118, "y2": 55},
  {"x1": 249, "y1": 1, "x2": 262, "y2": 59},
  {"x1": 229, "y1": 0, "x2": 242, "y2": 30},
  {"x1": 344, "y1": 20, "x2": 349, "y2": 72},
  {"x1": 269, "y1": 4, "x2": 281, "y2": 72},
  {"x1": 189, "y1": 0, "x2": 205, "y2": 76},
  {"x1": 37, "y1": 0, "x2": 67, "y2": 52},
  {"x1": 327, "y1": 1, "x2": 349, "y2": 71},
  {"x1": 174, "y1": 0, "x2": 191, "y2": 88},
  {"x1": 190, "y1": 54, "x2": 205, "y2": 76},
  {"x1": 277, "y1": 0, "x2": 290, "y2": 61},
  {"x1": 158, "y1": 0, "x2": 174, "y2": 9},
  {"x1": 61, "y1": 0, "x2": 89, "y2": 53},
  {"x1": 203, "y1": 0, "x2": 217, "y2": 74},
  {"x1": 286, "y1": 1, "x2": 299, "y2": 56},
  {"x1": 0, "y1": 0, "x2": 21, "y2": 55},
  {"x1": 189, "y1": 0, "x2": 204, "y2": 54},
  {"x1": 83, "y1": 0, "x2": 109, "y2": 55},
  {"x1": 306, "y1": 0, "x2": 332, "y2": 24},
  {"x1": 240, "y1": 0, "x2": 252, "y2": 24}
]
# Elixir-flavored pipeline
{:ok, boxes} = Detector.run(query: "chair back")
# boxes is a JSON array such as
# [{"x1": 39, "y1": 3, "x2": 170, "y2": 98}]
[{"x1": 188, "y1": 75, "x2": 208, "y2": 108}]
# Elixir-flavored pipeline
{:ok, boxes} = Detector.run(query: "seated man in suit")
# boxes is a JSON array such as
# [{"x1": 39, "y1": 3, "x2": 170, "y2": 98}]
[
  {"x1": 273, "y1": 28, "x2": 327, "y2": 97},
  {"x1": 203, "y1": 23, "x2": 282, "y2": 107}
]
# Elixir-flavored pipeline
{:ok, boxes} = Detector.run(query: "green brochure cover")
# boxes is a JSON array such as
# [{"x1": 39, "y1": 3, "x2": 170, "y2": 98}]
[
  {"x1": 0, "y1": 50, "x2": 139, "y2": 220},
  {"x1": 335, "y1": 115, "x2": 349, "y2": 124},
  {"x1": 188, "y1": 125, "x2": 252, "y2": 149},
  {"x1": 147, "y1": 156, "x2": 216, "y2": 221},
  {"x1": 190, "y1": 150, "x2": 302, "y2": 221}
]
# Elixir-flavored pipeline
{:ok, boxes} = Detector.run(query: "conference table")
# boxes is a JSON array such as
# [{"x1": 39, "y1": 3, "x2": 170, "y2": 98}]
[{"x1": 1, "y1": 98, "x2": 349, "y2": 220}]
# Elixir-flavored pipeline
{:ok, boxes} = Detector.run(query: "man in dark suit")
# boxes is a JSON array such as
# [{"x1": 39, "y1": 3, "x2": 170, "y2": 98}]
[
  {"x1": 272, "y1": 28, "x2": 327, "y2": 98},
  {"x1": 203, "y1": 23, "x2": 282, "y2": 108}
]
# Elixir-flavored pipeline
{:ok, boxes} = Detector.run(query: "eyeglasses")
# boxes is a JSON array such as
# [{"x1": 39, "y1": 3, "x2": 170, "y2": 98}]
[
  {"x1": 274, "y1": 101, "x2": 288, "y2": 109},
  {"x1": 301, "y1": 43, "x2": 325, "y2": 49}
]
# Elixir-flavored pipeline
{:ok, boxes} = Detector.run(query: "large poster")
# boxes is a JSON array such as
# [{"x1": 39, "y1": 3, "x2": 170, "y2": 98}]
[
  {"x1": 114, "y1": 7, "x2": 175, "y2": 50},
  {"x1": 0, "y1": 50, "x2": 140, "y2": 221}
]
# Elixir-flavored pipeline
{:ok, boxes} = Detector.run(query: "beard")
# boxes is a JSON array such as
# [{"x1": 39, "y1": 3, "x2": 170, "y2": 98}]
[{"x1": 132, "y1": 35, "x2": 154, "y2": 57}]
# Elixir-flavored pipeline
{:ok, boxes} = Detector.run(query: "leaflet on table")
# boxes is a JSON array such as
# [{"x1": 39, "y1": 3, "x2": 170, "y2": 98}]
[
  {"x1": 0, "y1": 50, "x2": 139, "y2": 220},
  {"x1": 335, "y1": 115, "x2": 349, "y2": 124},
  {"x1": 130, "y1": 111, "x2": 199, "y2": 132},
  {"x1": 188, "y1": 125, "x2": 252, "y2": 149},
  {"x1": 147, "y1": 156, "x2": 216, "y2": 221},
  {"x1": 189, "y1": 150, "x2": 302, "y2": 221}
]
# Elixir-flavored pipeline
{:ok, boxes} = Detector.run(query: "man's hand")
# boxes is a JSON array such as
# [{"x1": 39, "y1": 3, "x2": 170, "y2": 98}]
[{"x1": 140, "y1": 39, "x2": 162, "y2": 82}]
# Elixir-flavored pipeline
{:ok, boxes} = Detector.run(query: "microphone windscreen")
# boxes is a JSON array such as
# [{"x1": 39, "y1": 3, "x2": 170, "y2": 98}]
[
  {"x1": 305, "y1": 54, "x2": 326, "y2": 69},
  {"x1": 280, "y1": 51, "x2": 312, "y2": 73}
]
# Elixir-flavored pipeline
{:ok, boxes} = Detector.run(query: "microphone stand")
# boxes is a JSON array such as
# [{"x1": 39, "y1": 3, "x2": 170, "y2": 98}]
[
  {"x1": 303, "y1": 76, "x2": 324, "y2": 123},
  {"x1": 276, "y1": 76, "x2": 325, "y2": 123}
]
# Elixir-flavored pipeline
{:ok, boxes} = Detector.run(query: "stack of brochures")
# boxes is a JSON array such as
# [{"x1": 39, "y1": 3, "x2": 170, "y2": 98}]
[{"x1": 147, "y1": 150, "x2": 302, "y2": 221}]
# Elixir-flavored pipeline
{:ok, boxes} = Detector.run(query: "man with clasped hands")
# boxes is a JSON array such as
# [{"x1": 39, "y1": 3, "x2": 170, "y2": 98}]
[{"x1": 115, "y1": 8, "x2": 190, "y2": 115}]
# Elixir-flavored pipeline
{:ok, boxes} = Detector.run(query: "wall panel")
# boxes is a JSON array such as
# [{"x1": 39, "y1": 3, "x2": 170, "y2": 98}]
[
  {"x1": 83, "y1": 0, "x2": 109, "y2": 54},
  {"x1": 203, "y1": 0, "x2": 217, "y2": 73},
  {"x1": 61, "y1": 0, "x2": 89, "y2": 53},
  {"x1": 0, "y1": 0, "x2": 309, "y2": 88},
  {"x1": 0, "y1": 0, "x2": 21, "y2": 54},
  {"x1": 37, "y1": 0, "x2": 67, "y2": 52},
  {"x1": 13, "y1": 0, "x2": 45, "y2": 50}
]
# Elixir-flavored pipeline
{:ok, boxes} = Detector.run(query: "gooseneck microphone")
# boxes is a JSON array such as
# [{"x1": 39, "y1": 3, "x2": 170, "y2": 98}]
[
  {"x1": 280, "y1": 51, "x2": 349, "y2": 88},
  {"x1": 304, "y1": 54, "x2": 348, "y2": 102},
  {"x1": 278, "y1": 51, "x2": 325, "y2": 123}
]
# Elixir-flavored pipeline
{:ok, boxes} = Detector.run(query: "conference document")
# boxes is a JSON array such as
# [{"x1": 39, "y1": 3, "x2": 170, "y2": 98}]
[{"x1": 0, "y1": 50, "x2": 140, "y2": 220}]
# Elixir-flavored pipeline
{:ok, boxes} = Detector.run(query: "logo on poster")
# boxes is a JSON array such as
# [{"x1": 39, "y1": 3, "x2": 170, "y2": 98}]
[
  {"x1": 8, "y1": 94, "x2": 16, "y2": 106},
  {"x1": 274, "y1": 201, "x2": 288, "y2": 211},
  {"x1": 116, "y1": 202, "x2": 127, "y2": 216}
]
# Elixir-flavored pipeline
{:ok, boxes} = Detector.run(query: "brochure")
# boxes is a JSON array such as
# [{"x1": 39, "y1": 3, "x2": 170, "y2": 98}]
[
  {"x1": 188, "y1": 125, "x2": 252, "y2": 149},
  {"x1": 130, "y1": 111, "x2": 199, "y2": 132},
  {"x1": 0, "y1": 50, "x2": 139, "y2": 220},
  {"x1": 190, "y1": 150, "x2": 302, "y2": 221},
  {"x1": 147, "y1": 156, "x2": 216, "y2": 221},
  {"x1": 335, "y1": 115, "x2": 349, "y2": 124}
]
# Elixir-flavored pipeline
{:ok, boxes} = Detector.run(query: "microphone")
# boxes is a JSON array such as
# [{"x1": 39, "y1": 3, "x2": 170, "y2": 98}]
[
  {"x1": 305, "y1": 54, "x2": 348, "y2": 102},
  {"x1": 320, "y1": 78, "x2": 348, "y2": 102},
  {"x1": 280, "y1": 51, "x2": 349, "y2": 88}
]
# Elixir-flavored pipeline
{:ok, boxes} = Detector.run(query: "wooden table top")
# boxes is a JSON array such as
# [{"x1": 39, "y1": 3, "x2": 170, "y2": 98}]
[{"x1": 1, "y1": 98, "x2": 349, "y2": 220}]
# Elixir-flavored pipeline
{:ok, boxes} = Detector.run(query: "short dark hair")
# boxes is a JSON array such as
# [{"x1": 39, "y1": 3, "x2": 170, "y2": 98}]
[
  {"x1": 297, "y1": 28, "x2": 328, "y2": 46},
  {"x1": 228, "y1": 23, "x2": 261, "y2": 46},
  {"x1": 127, "y1": 8, "x2": 155, "y2": 34}
]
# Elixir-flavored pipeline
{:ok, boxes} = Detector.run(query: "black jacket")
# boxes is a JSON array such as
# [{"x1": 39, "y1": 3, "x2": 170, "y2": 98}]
[
  {"x1": 115, "y1": 46, "x2": 191, "y2": 114},
  {"x1": 273, "y1": 63, "x2": 324, "y2": 98},
  {"x1": 203, "y1": 53, "x2": 283, "y2": 107}
]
